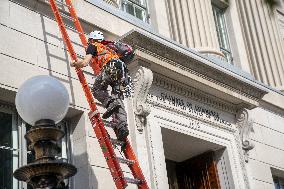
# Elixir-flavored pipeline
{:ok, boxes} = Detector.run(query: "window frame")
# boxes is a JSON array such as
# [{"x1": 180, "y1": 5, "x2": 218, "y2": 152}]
[
  {"x1": 274, "y1": 176, "x2": 284, "y2": 189},
  {"x1": 85, "y1": 0, "x2": 153, "y2": 31},
  {"x1": 121, "y1": 0, "x2": 149, "y2": 22},
  {"x1": 212, "y1": 3, "x2": 233, "y2": 64},
  {"x1": 0, "y1": 103, "x2": 19, "y2": 189}
]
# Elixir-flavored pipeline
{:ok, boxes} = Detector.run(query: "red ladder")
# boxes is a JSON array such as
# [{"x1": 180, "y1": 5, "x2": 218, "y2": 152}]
[{"x1": 48, "y1": 0, "x2": 149, "y2": 188}]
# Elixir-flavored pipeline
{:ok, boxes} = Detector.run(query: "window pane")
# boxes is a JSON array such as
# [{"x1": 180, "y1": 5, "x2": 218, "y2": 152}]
[
  {"x1": 123, "y1": 0, "x2": 148, "y2": 22},
  {"x1": 125, "y1": 2, "x2": 135, "y2": 16},
  {"x1": 212, "y1": 5, "x2": 232, "y2": 63},
  {"x1": 0, "y1": 112, "x2": 13, "y2": 189},
  {"x1": 135, "y1": 7, "x2": 145, "y2": 21},
  {"x1": 132, "y1": 0, "x2": 145, "y2": 6}
]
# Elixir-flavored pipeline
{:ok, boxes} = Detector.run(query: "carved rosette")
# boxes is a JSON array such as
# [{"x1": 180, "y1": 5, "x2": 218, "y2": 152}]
[
  {"x1": 132, "y1": 66, "x2": 153, "y2": 133},
  {"x1": 236, "y1": 108, "x2": 255, "y2": 162}
]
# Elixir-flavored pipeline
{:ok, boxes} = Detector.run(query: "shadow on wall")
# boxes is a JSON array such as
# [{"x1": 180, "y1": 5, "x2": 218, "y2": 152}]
[
  {"x1": 40, "y1": 14, "x2": 77, "y2": 106},
  {"x1": 68, "y1": 113, "x2": 98, "y2": 189}
]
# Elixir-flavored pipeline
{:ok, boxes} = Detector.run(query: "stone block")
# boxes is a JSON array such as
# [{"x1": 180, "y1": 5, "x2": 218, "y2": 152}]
[
  {"x1": 251, "y1": 179, "x2": 273, "y2": 189},
  {"x1": 248, "y1": 159, "x2": 274, "y2": 184},
  {"x1": 268, "y1": 113, "x2": 284, "y2": 134},
  {"x1": 249, "y1": 108, "x2": 270, "y2": 127},
  {"x1": 252, "y1": 141, "x2": 284, "y2": 169},
  {"x1": 0, "y1": 54, "x2": 43, "y2": 89}
]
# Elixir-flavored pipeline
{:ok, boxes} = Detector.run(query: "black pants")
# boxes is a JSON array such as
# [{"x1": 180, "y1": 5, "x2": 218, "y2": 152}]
[{"x1": 92, "y1": 59, "x2": 128, "y2": 129}]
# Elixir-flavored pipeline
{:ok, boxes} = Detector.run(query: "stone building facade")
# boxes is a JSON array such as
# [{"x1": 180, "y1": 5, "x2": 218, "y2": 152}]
[{"x1": 0, "y1": 0, "x2": 284, "y2": 188}]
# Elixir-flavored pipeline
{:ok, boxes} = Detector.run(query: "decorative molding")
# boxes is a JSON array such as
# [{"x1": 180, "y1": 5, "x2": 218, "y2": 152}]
[
  {"x1": 0, "y1": 101, "x2": 16, "y2": 112},
  {"x1": 132, "y1": 66, "x2": 153, "y2": 133},
  {"x1": 136, "y1": 46, "x2": 264, "y2": 101},
  {"x1": 236, "y1": 108, "x2": 255, "y2": 163},
  {"x1": 121, "y1": 30, "x2": 268, "y2": 105},
  {"x1": 232, "y1": 130, "x2": 251, "y2": 188},
  {"x1": 149, "y1": 99, "x2": 235, "y2": 133},
  {"x1": 153, "y1": 114, "x2": 250, "y2": 188},
  {"x1": 102, "y1": 0, "x2": 119, "y2": 8},
  {"x1": 152, "y1": 74, "x2": 238, "y2": 114}
]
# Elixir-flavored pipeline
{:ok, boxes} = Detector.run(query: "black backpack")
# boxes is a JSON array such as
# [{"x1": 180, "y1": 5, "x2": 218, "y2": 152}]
[{"x1": 107, "y1": 41, "x2": 135, "y2": 64}]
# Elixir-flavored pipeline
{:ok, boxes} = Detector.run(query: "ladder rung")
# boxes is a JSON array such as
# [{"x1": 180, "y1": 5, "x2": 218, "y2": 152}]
[
  {"x1": 116, "y1": 157, "x2": 135, "y2": 165},
  {"x1": 60, "y1": 12, "x2": 75, "y2": 21},
  {"x1": 54, "y1": 0, "x2": 70, "y2": 7},
  {"x1": 124, "y1": 177, "x2": 142, "y2": 185},
  {"x1": 76, "y1": 53, "x2": 84, "y2": 59},
  {"x1": 89, "y1": 110, "x2": 99, "y2": 119},
  {"x1": 110, "y1": 138, "x2": 125, "y2": 146}
]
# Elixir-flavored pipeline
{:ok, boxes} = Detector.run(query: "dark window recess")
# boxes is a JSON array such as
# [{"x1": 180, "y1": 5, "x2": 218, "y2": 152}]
[
  {"x1": 0, "y1": 112, "x2": 15, "y2": 189},
  {"x1": 274, "y1": 176, "x2": 284, "y2": 189}
]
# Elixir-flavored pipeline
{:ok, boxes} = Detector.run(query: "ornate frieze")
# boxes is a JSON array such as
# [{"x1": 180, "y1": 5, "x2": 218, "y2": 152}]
[
  {"x1": 151, "y1": 74, "x2": 238, "y2": 114},
  {"x1": 236, "y1": 108, "x2": 254, "y2": 163},
  {"x1": 132, "y1": 66, "x2": 153, "y2": 133}
]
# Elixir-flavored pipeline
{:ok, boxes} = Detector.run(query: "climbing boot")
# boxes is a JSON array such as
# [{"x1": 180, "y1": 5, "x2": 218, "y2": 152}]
[
  {"x1": 102, "y1": 100, "x2": 121, "y2": 119},
  {"x1": 117, "y1": 126, "x2": 129, "y2": 142}
]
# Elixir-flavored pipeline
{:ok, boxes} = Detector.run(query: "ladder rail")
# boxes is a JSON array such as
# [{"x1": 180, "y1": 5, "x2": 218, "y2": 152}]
[
  {"x1": 49, "y1": 1, "x2": 127, "y2": 188},
  {"x1": 48, "y1": 0, "x2": 149, "y2": 188},
  {"x1": 89, "y1": 113, "x2": 127, "y2": 188},
  {"x1": 124, "y1": 140, "x2": 149, "y2": 189},
  {"x1": 65, "y1": 0, "x2": 101, "y2": 76},
  {"x1": 65, "y1": 0, "x2": 88, "y2": 48},
  {"x1": 49, "y1": 0, "x2": 95, "y2": 111}
]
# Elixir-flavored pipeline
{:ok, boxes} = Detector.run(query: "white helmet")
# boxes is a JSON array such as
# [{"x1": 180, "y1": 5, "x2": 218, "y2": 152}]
[{"x1": 88, "y1": 30, "x2": 104, "y2": 41}]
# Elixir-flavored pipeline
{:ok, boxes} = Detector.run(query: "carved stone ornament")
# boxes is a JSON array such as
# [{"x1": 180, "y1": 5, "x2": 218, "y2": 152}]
[
  {"x1": 132, "y1": 66, "x2": 153, "y2": 133},
  {"x1": 236, "y1": 108, "x2": 255, "y2": 162}
]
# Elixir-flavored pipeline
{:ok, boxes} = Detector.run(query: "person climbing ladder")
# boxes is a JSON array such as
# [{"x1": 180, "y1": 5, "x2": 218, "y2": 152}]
[{"x1": 71, "y1": 30, "x2": 132, "y2": 146}]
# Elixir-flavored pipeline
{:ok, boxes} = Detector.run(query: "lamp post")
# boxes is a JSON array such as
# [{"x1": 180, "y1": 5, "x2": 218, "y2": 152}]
[{"x1": 13, "y1": 75, "x2": 77, "y2": 189}]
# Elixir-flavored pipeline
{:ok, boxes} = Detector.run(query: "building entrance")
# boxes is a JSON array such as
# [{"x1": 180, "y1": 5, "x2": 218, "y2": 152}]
[
  {"x1": 166, "y1": 151, "x2": 221, "y2": 189},
  {"x1": 162, "y1": 128, "x2": 225, "y2": 189}
]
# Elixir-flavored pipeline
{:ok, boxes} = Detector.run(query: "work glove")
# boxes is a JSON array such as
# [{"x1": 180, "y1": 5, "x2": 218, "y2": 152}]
[{"x1": 70, "y1": 60, "x2": 77, "y2": 67}]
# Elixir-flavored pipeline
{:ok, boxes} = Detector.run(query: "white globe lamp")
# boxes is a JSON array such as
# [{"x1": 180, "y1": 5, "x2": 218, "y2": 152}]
[{"x1": 15, "y1": 75, "x2": 69, "y2": 126}]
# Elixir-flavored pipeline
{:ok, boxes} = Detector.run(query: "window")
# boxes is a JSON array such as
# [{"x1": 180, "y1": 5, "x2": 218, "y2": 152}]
[
  {"x1": 121, "y1": 0, "x2": 148, "y2": 22},
  {"x1": 212, "y1": 4, "x2": 232, "y2": 63},
  {"x1": 274, "y1": 176, "x2": 284, "y2": 189},
  {"x1": 0, "y1": 110, "x2": 18, "y2": 189}
]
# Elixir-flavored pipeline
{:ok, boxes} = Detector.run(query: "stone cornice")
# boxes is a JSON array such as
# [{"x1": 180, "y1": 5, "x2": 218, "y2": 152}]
[{"x1": 121, "y1": 30, "x2": 269, "y2": 110}]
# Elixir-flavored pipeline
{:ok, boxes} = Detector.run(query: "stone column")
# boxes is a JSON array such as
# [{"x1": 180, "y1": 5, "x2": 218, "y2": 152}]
[
  {"x1": 237, "y1": 0, "x2": 284, "y2": 89},
  {"x1": 165, "y1": 0, "x2": 223, "y2": 58}
]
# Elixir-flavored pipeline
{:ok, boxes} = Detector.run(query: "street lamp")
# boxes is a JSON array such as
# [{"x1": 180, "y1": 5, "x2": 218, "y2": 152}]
[{"x1": 13, "y1": 75, "x2": 77, "y2": 189}]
